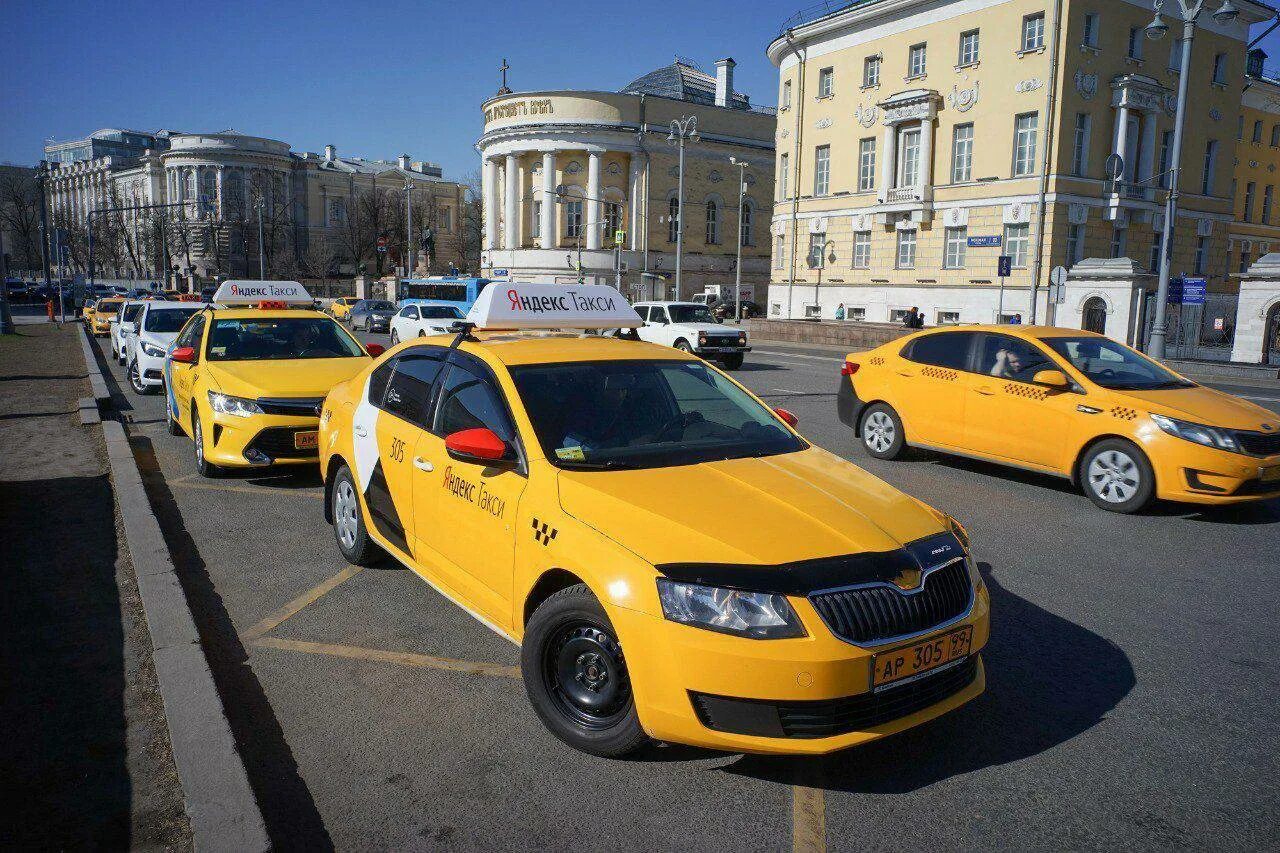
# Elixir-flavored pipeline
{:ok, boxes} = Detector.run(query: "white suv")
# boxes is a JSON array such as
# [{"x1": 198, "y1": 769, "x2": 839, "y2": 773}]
[
  {"x1": 389, "y1": 301, "x2": 465, "y2": 344},
  {"x1": 632, "y1": 301, "x2": 751, "y2": 369},
  {"x1": 124, "y1": 301, "x2": 203, "y2": 395}
]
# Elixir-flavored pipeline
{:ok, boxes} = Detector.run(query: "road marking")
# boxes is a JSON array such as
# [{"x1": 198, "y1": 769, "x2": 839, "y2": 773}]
[
  {"x1": 773, "y1": 388, "x2": 808, "y2": 395},
  {"x1": 249, "y1": 636, "x2": 521, "y2": 679},
  {"x1": 1239, "y1": 394, "x2": 1280, "y2": 403},
  {"x1": 792, "y1": 785, "x2": 826, "y2": 853},
  {"x1": 756, "y1": 349, "x2": 841, "y2": 363},
  {"x1": 241, "y1": 565, "x2": 366, "y2": 641},
  {"x1": 168, "y1": 476, "x2": 324, "y2": 500}
]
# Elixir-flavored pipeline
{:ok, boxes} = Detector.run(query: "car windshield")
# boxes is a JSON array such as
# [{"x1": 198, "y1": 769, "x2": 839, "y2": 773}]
[
  {"x1": 145, "y1": 308, "x2": 200, "y2": 333},
  {"x1": 420, "y1": 306, "x2": 464, "y2": 320},
  {"x1": 667, "y1": 305, "x2": 717, "y2": 324},
  {"x1": 1044, "y1": 336, "x2": 1195, "y2": 390},
  {"x1": 366, "y1": 301, "x2": 395, "y2": 312},
  {"x1": 510, "y1": 359, "x2": 805, "y2": 470},
  {"x1": 97, "y1": 301, "x2": 121, "y2": 315},
  {"x1": 205, "y1": 317, "x2": 366, "y2": 361},
  {"x1": 122, "y1": 304, "x2": 145, "y2": 322}
]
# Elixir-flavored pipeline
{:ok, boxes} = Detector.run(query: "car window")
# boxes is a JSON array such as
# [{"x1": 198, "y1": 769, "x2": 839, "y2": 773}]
[
  {"x1": 669, "y1": 305, "x2": 717, "y2": 324},
  {"x1": 432, "y1": 364, "x2": 515, "y2": 444},
  {"x1": 904, "y1": 332, "x2": 976, "y2": 371},
  {"x1": 634, "y1": 306, "x2": 650, "y2": 322},
  {"x1": 977, "y1": 334, "x2": 1056, "y2": 383},
  {"x1": 399, "y1": 306, "x2": 419, "y2": 319},
  {"x1": 145, "y1": 307, "x2": 200, "y2": 332},
  {"x1": 206, "y1": 317, "x2": 366, "y2": 361},
  {"x1": 651, "y1": 307, "x2": 669, "y2": 325},
  {"x1": 381, "y1": 352, "x2": 445, "y2": 427},
  {"x1": 175, "y1": 314, "x2": 206, "y2": 354},
  {"x1": 122, "y1": 303, "x2": 145, "y2": 323},
  {"x1": 420, "y1": 306, "x2": 464, "y2": 320},
  {"x1": 1044, "y1": 336, "x2": 1192, "y2": 390}
]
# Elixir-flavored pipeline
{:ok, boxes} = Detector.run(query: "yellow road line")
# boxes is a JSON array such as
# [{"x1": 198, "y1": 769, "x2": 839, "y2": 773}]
[
  {"x1": 249, "y1": 636, "x2": 521, "y2": 679},
  {"x1": 241, "y1": 565, "x2": 365, "y2": 641},
  {"x1": 792, "y1": 785, "x2": 826, "y2": 853},
  {"x1": 168, "y1": 476, "x2": 324, "y2": 499}
]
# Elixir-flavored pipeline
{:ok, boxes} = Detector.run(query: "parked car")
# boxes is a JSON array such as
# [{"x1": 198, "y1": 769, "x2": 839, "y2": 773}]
[
  {"x1": 329, "y1": 296, "x2": 360, "y2": 321},
  {"x1": 389, "y1": 301, "x2": 465, "y2": 344},
  {"x1": 111, "y1": 300, "x2": 147, "y2": 364},
  {"x1": 631, "y1": 301, "x2": 751, "y2": 369},
  {"x1": 348, "y1": 299, "x2": 397, "y2": 332}
]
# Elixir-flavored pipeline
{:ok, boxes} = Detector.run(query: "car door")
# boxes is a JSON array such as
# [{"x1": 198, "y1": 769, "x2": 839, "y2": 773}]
[
  {"x1": 962, "y1": 333, "x2": 1076, "y2": 469},
  {"x1": 411, "y1": 354, "x2": 527, "y2": 628},
  {"x1": 167, "y1": 312, "x2": 206, "y2": 426},
  {"x1": 890, "y1": 331, "x2": 977, "y2": 448},
  {"x1": 638, "y1": 305, "x2": 671, "y2": 346},
  {"x1": 393, "y1": 305, "x2": 418, "y2": 341}
]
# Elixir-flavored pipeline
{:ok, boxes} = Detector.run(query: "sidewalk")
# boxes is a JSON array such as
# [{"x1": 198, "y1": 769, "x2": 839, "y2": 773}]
[{"x1": 0, "y1": 324, "x2": 191, "y2": 849}]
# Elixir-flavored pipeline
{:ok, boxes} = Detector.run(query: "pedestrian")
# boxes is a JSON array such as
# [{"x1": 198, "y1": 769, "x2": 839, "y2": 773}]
[
  {"x1": 902, "y1": 306, "x2": 924, "y2": 329},
  {"x1": 835, "y1": 303, "x2": 846, "y2": 321}
]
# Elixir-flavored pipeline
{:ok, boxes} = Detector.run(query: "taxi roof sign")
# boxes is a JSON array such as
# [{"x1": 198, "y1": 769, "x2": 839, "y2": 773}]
[
  {"x1": 466, "y1": 283, "x2": 642, "y2": 330},
  {"x1": 212, "y1": 280, "x2": 313, "y2": 305}
]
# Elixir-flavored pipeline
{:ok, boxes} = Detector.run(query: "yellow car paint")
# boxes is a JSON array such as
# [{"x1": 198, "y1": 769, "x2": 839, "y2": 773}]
[
  {"x1": 329, "y1": 297, "x2": 360, "y2": 321},
  {"x1": 90, "y1": 298, "x2": 123, "y2": 337}
]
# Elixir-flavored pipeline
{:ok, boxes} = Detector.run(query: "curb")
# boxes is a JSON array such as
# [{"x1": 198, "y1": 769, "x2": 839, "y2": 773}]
[
  {"x1": 80, "y1": 335, "x2": 270, "y2": 851},
  {"x1": 78, "y1": 324, "x2": 111, "y2": 403}
]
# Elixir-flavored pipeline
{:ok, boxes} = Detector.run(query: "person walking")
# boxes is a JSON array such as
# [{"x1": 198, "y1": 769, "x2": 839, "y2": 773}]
[{"x1": 835, "y1": 303, "x2": 846, "y2": 321}]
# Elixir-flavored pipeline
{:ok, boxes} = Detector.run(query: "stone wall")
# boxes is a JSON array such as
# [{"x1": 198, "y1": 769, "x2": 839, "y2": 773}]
[{"x1": 743, "y1": 318, "x2": 909, "y2": 349}]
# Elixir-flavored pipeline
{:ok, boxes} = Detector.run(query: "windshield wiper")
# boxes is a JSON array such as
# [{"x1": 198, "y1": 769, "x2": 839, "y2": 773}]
[{"x1": 556, "y1": 459, "x2": 638, "y2": 470}]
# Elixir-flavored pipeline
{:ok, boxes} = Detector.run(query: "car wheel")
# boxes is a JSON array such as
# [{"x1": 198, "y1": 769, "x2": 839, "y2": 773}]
[
  {"x1": 127, "y1": 360, "x2": 149, "y2": 395},
  {"x1": 674, "y1": 339, "x2": 693, "y2": 354},
  {"x1": 1080, "y1": 439, "x2": 1155, "y2": 513},
  {"x1": 390, "y1": 330, "x2": 400, "y2": 345},
  {"x1": 417, "y1": 330, "x2": 425, "y2": 337},
  {"x1": 331, "y1": 464, "x2": 383, "y2": 566},
  {"x1": 166, "y1": 401, "x2": 185, "y2": 436},
  {"x1": 720, "y1": 354, "x2": 744, "y2": 370},
  {"x1": 860, "y1": 403, "x2": 907, "y2": 460},
  {"x1": 522, "y1": 584, "x2": 649, "y2": 758},
  {"x1": 191, "y1": 405, "x2": 223, "y2": 478}
]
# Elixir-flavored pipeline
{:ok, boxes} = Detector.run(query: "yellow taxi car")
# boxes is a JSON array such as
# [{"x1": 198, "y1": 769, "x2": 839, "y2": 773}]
[
  {"x1": 165, "y1": 281, "x2": 383, "y2": 478},
  {"x1": 89, "y1": 297, "x2": 124, "y2": 337},
  {"x1": 318, "y1": 284, "x2": 989, "y2": 757},
  {"x1": 329, "y1": 296, "x2": 360, "y2": 321},
  {"x1": 840, "y1": 325, "x2": 1280, "y2": 513}
]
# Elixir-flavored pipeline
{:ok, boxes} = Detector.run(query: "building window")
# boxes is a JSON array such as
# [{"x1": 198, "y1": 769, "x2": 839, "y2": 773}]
[
  {"x1": 1265, "y1": 185, "x2": 1275, "y2": 224},
  {"x1": 531, "y1": 200, "x2": 541, "y2": 239},
  {"x1": 1239, "y1": 242, "x2": 1252, "y2": 274},
  {"x1": 1022, "y1": 13, "x2": 1045, "y2": 51},
  {"x1": 1071, "y1": 113, "x2": 1091, "y2": 176},
  {"x1": 898, "y1": 128, "x2": 921, "y2": 187},
  {"x1": 779, "y1": 153, "x2": 789, "y2": 199},
  {"x1": 808, "y1": 232, "x2": 827, "y2": 268},
  {"x1": 818, "y1": 67, "x2": 834, "y2": 98},
  {"x1": 1004, "y1": 223, "x2": 1030, "y2": 267},
  {"x1": 705, "y1": 200, "x2": 719, "y2": 244},
  {"x1": 813, "y1": 145, "x2": 831, "y2": 196},
  {"x1": 782, "y1": 80, "x2": 792, "y2": 110},
  {"x1": 439, "y1": 205, "x2": 452, "y2": 232},
  {"x1": 1245, "y1": 181, "x2": 1256, "y2": 221},
  {"x1": 1213, "y1": 53, "x2": 1227, "y2": 84},
  {"x1": 1128, "y1": 27, "x2": 1143, "y2": 60},
  {"x1": 1202, "y1": 140, "x2": 1218, "y2": 194},
  {"x1": 858, "y1": 138, "x2": 877, "y2": 191},
  {"x1": 667, "y1": 197, "x2": 678, "y2": 243},
  {"x1": 1083, "y1": 13, "x2": 1099, "y2": 48},
  {"x1": 944, "y1": 227, "x2": 968, "y2": 268},
  {"x1": 847, "y1": 306, "x2": 867, "y2": 321},
  {"x1": 1238, "y1": 114, "x2": 1246, "y2": 141},
  {"x1": 1169, "y1": 38, "x2": 1185, "y2": 72},
  {"x1": 1158, "y1": 130, "x2": 1172, "y2": 189},
  {"x1": 1272, "y1": 125, "x2": 1280, "y2": 147},
  {"x1": 952, "y1": 123, "x2": 974, "y2": 183},
  {"x1": 1013, "y1": 113, "x2": 1039, "y2": 177},
  {"x1": 937, "y1": 310, "x2": 961, "y2": 325},
  {"x1": 908, "y1": 43, "x2": 927, "y2": 78},
  {"x1": 1149, "y1": 233, "x2": 1163, "y2": 273},
  {"x1": 1067, "y1": 223, "x2": 1085, "y2": 266},
  {"x1": 604, "y1": 202, "x2": 622, "y2": 241},
  {"x1": 774, "y1": 234, "x2": 785, "y2": 269},
  {"x1": 864, "y1": 55, "x2": 881, "y2": 87},
  {"x1": 740, "y1": 202, "x2": 753, "y2": 247},
  {"x1": 958, "y1": 30, "x2": 980, "y2": 66},
  {"x1": 896, "y1": 229, "x2": 917, "y2": 268},
  {"x1": 1194, "y1": 236, "x2": 1208, "y2": 276},
  {"x1": 852, "y1": 231, "x2": 871, "y2": 268},
  {"x1": 1254, "y1": 120, "x2": 1265, "y2": 144},
  {"x1": 1111, "y1": 227, "x2": 1127, "y2": 259},
  {"x1": 565, "y1": 200, "x2": 583, "y2": 239}
]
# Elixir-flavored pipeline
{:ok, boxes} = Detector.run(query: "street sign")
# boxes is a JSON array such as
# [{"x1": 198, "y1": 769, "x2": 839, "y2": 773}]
[
  {"x1": 997, "y1": 256, "x2": 1013, "y2": 277},
  {"x1": 376, "y1": 236, "x2": 388, "y2": 253},
  {"x1": 493, "y1": 269, "x2": 509, "y2": 277},
  {"x1": 1214, "y1": 317, "x2": 1225, "y2": 331},
  {"x1": 1050, "y1": 265, "x2": 1068, "y2": 287},
  {"x1": 968, "y1": 235, "x2": 1002, "y2": 248},
  {"x1": 614, "y1": 230, "x2": 626, "y2": 244},
  {"x1": 1169, "y1": 276, "x2": 1207, "y2": 305}
]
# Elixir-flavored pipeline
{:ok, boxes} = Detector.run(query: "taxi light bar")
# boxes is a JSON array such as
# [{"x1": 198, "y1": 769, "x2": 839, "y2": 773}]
[
  {"x1": 465, "y1": 282, "x2": 642, "y2": 330},
  {"x1": 257, "y1": 300, "x2": 289, "y2": 310},
  {"x1": 211, "y1": 280, "x2": 313, "y2": 305}
]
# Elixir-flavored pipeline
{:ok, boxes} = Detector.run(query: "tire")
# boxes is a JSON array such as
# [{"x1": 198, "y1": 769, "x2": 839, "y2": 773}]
[
  {"x1": 674, "y1": 339, "x2": 693, "y2": 354},
  {"x1": 860, "y1": 403, "x2": 907, "y2": 460},
  {"x1": 1079, "y1": 439, "x2": 1155, "y2": 513},
  {"x1": 330, "y1": 464, "x2": 383, "y2": 566},
  {"x1": 521, "y1": 584, "x2": 649, "y2": 758},
  {"x1": 720, "y1": 353, "x2": 744, "y2": 370},
  {"x1": 166, "y1": 401, "x2": 185, "y2": 436},
  {"x1": 390, "y1": 329, "x2": 400, "y2": 345},
  {"x1": 191, "y1": 405, "x2": 223, "y2": 478},
  {"x1": 127, "y1": 360, "x2": 151, "y2": 395}
]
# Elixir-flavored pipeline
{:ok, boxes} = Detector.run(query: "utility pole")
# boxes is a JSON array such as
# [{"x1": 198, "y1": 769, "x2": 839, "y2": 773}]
[
  {"x1": 256, "y1": 197, "x2": 266, "y2": 279},
  {"x1": 0, "y1": 223, "x2": 14, "y2": 335},
  {"x1": 730, "y1": 156, "x2": 750, "y2": 321},
  {"x1": 667, "y1": 116, "x2": 699, "y2": 299},
  {"x1": 36, "y1": 162, "x2": 58, "y2": 321}
]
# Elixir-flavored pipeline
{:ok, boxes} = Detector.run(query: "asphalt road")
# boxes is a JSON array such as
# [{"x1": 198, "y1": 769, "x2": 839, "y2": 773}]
[{"x1": 92, "y1": 330, "x2": 1280, "y2": 851}]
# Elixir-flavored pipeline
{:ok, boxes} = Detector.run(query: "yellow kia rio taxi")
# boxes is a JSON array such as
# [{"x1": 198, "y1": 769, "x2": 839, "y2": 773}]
[
  {"x1": 840, "y1": 325, "x2": 1280, "y2": 513},
  {"x1": 319, "y1": 284, "x2": 990, "y2": 757},
  {"x1": 90, "y1": 297, "x2": 124, "y2": 337},
  {"x1": 165, "y1": 281, "x2": 382, "y2": 478},
  {"x1": 329, "y1": 296, "x2": 360, "y2": 321}
]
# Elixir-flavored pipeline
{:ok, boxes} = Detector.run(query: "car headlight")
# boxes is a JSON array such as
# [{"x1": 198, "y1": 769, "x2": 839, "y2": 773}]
[
  {"x1": 944, "y1": 515, "x2": 984, "y2": 592},
  {"x1": 141, "y1": 341, "x2": 166, "y2": 358},
  {"x1": 656, "y1": 579, "x2": 805, "y2": 639},
  {"x1": 1150, "y1": 413, "x2": 1239, "y2": 453},
  {"x1": 207, "y1": 391, "x2": 263, "y2": 418},
  {"x1": 698, "y1": 333, "x2": 707, "y2": 346},
  {"x1": 738, "y1": 332, "x2": 747, "y2": 344}
]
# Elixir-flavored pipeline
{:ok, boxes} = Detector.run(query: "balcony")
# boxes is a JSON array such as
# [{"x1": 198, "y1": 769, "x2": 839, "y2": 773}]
[{"x1": 886, "y1": 186, "x2": 921, "y2": 203}]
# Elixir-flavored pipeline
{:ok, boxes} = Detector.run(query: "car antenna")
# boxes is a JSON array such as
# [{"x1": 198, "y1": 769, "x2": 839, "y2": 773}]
[{"x1": 447, "y1": 321, "x2": 477, "y2": 350}]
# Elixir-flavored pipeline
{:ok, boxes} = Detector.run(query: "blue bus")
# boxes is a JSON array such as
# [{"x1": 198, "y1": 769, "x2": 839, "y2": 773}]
[{"x1": 397, "y1": 277, "x2": 498, "y2": 313}]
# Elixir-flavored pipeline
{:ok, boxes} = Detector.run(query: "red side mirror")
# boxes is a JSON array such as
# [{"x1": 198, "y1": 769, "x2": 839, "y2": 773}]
[
  {"x1": 445, "y1": 428, "x2": 510, "y2": 464},
  {"x1": 171, "y1": 346, "x2": 195, "y2": 364},
  {"x1": 774, "y1": 407, "x2": 799, "y2": 427},
  {"x1": 366, "y1": 343, "x2": 385, "y2": 357}
]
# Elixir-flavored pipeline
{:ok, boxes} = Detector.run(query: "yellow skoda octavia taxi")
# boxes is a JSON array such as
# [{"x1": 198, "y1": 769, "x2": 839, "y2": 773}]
[
  {"x1": 840, "y1": 325, "x2": 1280, "y2": 513},
  {"x1": 165, "y1": 281, "x2": 382, "y2": 478},
  {"x1": 318, "y1": 284, "x2": 990, "y2": 757}
]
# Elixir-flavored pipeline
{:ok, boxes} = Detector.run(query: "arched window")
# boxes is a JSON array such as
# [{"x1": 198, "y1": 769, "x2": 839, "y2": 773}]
[
  {"x1": 668, "y1": 197, "x2": 679, "y2": 243},
  {"x1": 740, "y1": 200, "x2": 753, "y2": 247},
  {"x1": 1083, "y1": 296, "x2": 1107, "y2": 334},
  {"x1": 705, "y1": 200, "x2": 719, "y2": 244},
  {"x1": 1254, "y1": 120, "x2": 1265, "y2": 144},
  {"x1": 604, "y1": 202, "x2": 622, "y2": 243},
  {"x1": 185, "y1": 170, "x2": 196, "y2": 198}
]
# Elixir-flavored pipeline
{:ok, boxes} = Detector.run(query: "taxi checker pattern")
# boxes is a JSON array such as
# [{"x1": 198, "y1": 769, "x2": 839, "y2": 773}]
[{"x1": 531, "y1": 518, "x2": 558, "y2": 546}]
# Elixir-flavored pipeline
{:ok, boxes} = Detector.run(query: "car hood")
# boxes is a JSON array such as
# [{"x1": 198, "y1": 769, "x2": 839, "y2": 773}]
[
  {"x1": 1119, "y1": 385, "x2": 1280, "y2": 431},
  {"x1": 556, "y1": 447, "x2": 945, "y2": 569},
  {"x1": 139, "y1": 331, "x2": 180, "y2": 349},
  {"x1": 205, "y1": 357, "x2": 370, "y2": 398}
]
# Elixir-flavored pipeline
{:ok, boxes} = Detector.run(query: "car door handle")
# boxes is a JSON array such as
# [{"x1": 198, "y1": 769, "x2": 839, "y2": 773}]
[
  {"x1": 974, "y1": 386, "x2": 996, "y2": 396},
  {"x1": 413, "y1": 457, "x2": 434, "y2": 473},
  {"x1": 896, "y1": 369, "x2": 915, "y2": 377},
  {"x1": 354, "y1": 426, "x2": 367, "y2": 437}
]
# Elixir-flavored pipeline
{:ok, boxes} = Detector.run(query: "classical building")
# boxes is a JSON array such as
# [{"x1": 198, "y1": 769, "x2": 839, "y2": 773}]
[
  {"x1": 765, "y1": 0, "x2": 1274, "y2": 329},
  {"x1": 1229, "y1": 49, "x2": 1280, "y2": 280},
  {"x1": 42, "y1": 130, "x2": 467, "y2": 282},
  {"x1": 476, "y1": 58, "x2": 776, "y2": 301}
]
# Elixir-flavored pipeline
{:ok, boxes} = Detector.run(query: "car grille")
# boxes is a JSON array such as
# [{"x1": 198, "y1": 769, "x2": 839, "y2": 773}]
[
  {"x1": 1235, "y1": 430, "x2": 1280, "y2": 457},
  {"x1": 809, "y1": 559, "x2": 972, "y2": 646},
  {"x1": 703, "y1": 336, "x2": 745, "y2": 348},
  {"x1": 245, "y1": 426, "x2": 318, "y2": 460},
  {"x1": 256, "y1": 397, "x2": 325, "y2": 416},
  {"x1": 691, "y1": 656, "x2": 979, "y2": 739}
]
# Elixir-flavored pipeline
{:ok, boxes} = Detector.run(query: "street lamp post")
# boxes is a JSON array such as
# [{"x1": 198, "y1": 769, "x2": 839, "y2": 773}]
[
  {"x1": 729, "y1": 156, "x2": 750, "y2": 322},
  {"x1": 404, "y1": 180, "x2": 414, "y2": 278},
  {"x1": 256, "y1": 197, "x2": 266, "y2": 280},
  {"x1": 667, "y1": 116, "x2": 700, "y2": 298},
  {"x1": 1143, "y1": 0, "x2": 1240, "y2": 358}
]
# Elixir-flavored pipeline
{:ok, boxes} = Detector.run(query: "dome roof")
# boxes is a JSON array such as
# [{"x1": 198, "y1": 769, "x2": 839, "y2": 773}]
[{"x1": 620, "y1": 59, "x2": 751, "y2": 110}]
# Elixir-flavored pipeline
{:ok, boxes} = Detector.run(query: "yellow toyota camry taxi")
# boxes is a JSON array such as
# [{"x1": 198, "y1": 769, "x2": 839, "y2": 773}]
[
  {"x1": 165, "y1": 281, "x2": 383, "y2": 478},
  {"x1": 840, "y1": 325, "x2": 1280, "y2": 513},
  {"x1": 90, "y1": 297, "x2": 123, "y2": 337},
  {"x1": 319, "y1": 284, "x2": 990, "y2": 757}
]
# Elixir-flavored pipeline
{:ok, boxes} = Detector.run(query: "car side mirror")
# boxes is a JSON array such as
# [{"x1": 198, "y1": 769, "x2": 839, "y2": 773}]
[
  {"x1": 170, "y1": 346, "x2": 196, "y2": 364},
  {"x1": 1032, "y1": 369, "x2": 1070, "y2": 390},
  {"x1": 445, "y1": 428, "x2": 516, "y2": 467},
  {"x1": 126, "y1": 322, "x2": 139, "y2": 334},
  {"x1": 774, "y1": 407, "x2": 799, "y2": 427},
  {"x1": 366, "y1": 343, "x2": 385, "y2": 357}
]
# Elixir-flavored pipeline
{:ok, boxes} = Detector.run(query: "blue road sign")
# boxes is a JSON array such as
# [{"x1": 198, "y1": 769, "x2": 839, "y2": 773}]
[
  {"x1": 1170, "y1": 277, "x2": 1207, "y2": 305},
  {"x1": 968, "y1": 235, "x2": 1003, "y2": 248},
  {"x1": 997, "y1": 255, "x2": 1013, "y2": 277},
  {"x1": 493, "y1": 269, "x2": 509, "y2": 277}
]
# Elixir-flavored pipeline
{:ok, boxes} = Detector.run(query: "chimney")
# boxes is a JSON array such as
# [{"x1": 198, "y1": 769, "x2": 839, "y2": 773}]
[
  {"x1": 715, "y1": 57, "x2": 736, "y2": 108},
  {"x1": 324, "y1": 144, "x2": 336, "y2": 163},
  {"x1": 398, "y1": 154, "x2": 412, "y2": 170}
]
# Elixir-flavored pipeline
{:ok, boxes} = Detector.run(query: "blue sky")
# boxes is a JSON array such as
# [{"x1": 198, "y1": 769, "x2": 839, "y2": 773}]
[{"x1": 6, "y1": 0, "x2": 1280, "y2": 181}]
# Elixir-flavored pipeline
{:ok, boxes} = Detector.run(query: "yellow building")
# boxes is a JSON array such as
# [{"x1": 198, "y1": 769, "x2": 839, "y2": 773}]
[
  {"x1": 477, "y1": 59, "x2": 776, "y2": 301},
  {"x1": 1228, "y1": 49, "x2": 1280, "y2": 280},
  {"x1": 766, "y1": 0, "x2": 1274, "y2": 326}
]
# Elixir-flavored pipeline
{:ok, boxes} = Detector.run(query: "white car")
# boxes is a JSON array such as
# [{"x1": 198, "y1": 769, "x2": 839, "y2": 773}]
[
  {"x1": 632, "y1": 301, "x2": 751, "y2": 369},
  {"x1": 124, "y1": 301, "x2": 204, "y2": 395},
  {"x1": 110, "y1": 300, "x2": 147, "y2": 364},
  {"x1": 389, "y1": 300, "x2": 465, "y2": 344}
]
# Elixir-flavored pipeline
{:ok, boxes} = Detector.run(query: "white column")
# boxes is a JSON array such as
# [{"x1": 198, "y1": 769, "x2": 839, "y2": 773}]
[
  {"x1": 586, "y1": 151, "x2": 602, "y2": 250},
  {"x1": 628, "y1": 155, "x2": 644, "y2": 251},
  {"x1": 541, "y1": 151, "x2": 556, "y2": 248},
  {"x1": 917, "y1": 119, "x2": 934, "y2": 192},
  {"x1": 879, "y1": 124, "x2": 897, "y2": 201},
  {"x1": 503, "y1": 153, "x2": 519, "y2": 250},
  {"x1": 1138, "y1": 112, "x2": 1159, "y2": 201},
  {"x1": 216, "y1": 167, "x2": 225, "y2": 218},
  {"x1": 1113, "y1": 104, "x2": 1132, "y2": 187},
  {"x1": 483, "y1": 157, "x2": 498, "y2": 249}
]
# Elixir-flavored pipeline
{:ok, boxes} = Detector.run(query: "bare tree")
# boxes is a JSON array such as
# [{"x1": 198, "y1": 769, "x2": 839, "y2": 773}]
[
  {"x1": 300, "y1": 234, "x2": 339, "y2": 280},
  {"x1": 460, "y1": 168, "x2": 483, "y2": 274},
  {"x1": 0, "y1": 166, "x2": 43, "y2": 271}
]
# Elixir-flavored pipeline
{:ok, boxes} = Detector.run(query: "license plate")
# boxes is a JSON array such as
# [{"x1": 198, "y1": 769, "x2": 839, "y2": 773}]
[
  {"x1": 1262, "y1": 466, "x2": 1280, "y2": 483},
  {"x1": 294, "y1": 430, "x2": 319, "y2": 450},
  {"x1": 871, "y1": 625, "x2": 973, "y2": 690}
]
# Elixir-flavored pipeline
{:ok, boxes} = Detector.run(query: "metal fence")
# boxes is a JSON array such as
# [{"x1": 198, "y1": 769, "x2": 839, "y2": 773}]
[{"x1": 1140, "y1": 291, "x2": 1238, "y2": 361}]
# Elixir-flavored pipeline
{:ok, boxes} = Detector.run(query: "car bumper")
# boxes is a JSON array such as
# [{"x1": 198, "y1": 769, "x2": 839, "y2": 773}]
[
  {"x1": 367, "y1": 319, "x2": 392, "y2": 332},
  {"x1": 1147, "y1": 437, "x2": 1280, "y2": 504},
  {"x1": 134, "y1": 350, "x2": 167, "y2": 387},
  {"x1": 611, "y1": 584, "x2": 990, "y2": 755},
  {"x1": 204, "y1": 412, "x2": 321, "y2": 468},
  {"x1": 695, "y1": 345, "x2": 751, "y2": 356}
]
